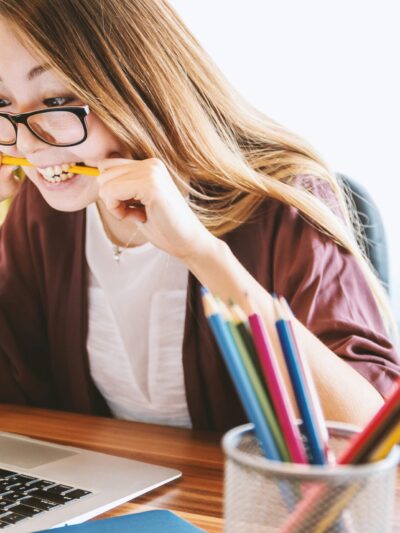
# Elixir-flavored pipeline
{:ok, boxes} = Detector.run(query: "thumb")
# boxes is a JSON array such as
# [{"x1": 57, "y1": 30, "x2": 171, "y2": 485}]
[{"x1": 0, "y1": 158, "x2": 22, "y2": 200}]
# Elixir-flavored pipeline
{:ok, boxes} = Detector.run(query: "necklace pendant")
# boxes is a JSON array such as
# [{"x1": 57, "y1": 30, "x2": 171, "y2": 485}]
[{"x1": 113, "y1": 245, "x2": 122, "y2": 263}]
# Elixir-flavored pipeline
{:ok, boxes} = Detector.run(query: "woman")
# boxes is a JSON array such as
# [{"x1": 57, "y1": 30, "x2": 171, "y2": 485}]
[{"x1": 0, "y1": 0, "x2": 398, "y2": 431}]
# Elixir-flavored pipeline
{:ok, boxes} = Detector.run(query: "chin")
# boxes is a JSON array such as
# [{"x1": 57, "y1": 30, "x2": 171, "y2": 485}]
[
  {"x1": 41, "y1": 193, "x2": 93, "y2": 212},
  {"x1": 44, "y1": 198, "x2": 92, "y2": 212},
  {"x1": 27, "y1": 171, "x2": 97, "y2": 213}
]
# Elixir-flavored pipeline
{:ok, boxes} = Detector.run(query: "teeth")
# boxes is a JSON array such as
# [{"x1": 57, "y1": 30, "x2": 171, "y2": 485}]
[
  {"x1": 45, "y1": 168, "x2": 54, "y2": 178},
  {"x1": 37, "y1": 163, "x2": 78, "y2": 184}
]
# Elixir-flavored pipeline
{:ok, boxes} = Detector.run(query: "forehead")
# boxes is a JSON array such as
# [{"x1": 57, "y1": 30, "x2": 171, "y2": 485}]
[
  {"x1": 0, "y1": 18, "x2": 59, "y2": 88},
  {"x1": 0, "y1": 19, "x2": 37, "y2": 74}
]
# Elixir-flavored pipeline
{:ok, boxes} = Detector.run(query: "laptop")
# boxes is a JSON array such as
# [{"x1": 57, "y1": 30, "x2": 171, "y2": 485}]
[{"x1": 0, "y1": 431, "x2": 181, "y2": 532}]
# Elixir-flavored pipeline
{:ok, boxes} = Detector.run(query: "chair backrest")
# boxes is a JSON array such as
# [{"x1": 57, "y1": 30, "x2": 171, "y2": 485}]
[{"x1": 337, "y1": 173, "x2": 390, "y2": 293}]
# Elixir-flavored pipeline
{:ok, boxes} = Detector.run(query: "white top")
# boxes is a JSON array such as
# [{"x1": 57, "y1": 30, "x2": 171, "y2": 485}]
[{"x1": 85, "y1": 203, "x2": 191, "y2": 428}]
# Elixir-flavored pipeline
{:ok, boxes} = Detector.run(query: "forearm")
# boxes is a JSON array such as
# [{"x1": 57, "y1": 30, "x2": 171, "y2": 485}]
[{"x1": 183, "y1": 236, "x2": 384, "y2": 428}]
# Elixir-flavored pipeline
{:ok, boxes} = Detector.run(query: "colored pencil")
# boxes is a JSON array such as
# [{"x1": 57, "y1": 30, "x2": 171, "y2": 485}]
[
  {"x1": 368, "y1": 421, "x2": 400, "y2": 462},
  {"x1": 246, "y1": 300, "x2": 308, "y2": 464},
  {"x1": 337, "y1": 377, "x2": 400, "y2": 464},
  {"x1": 308, "y1": 484, "x2": 359, "y2": 533},
  {"x1": 280, "y1": 297, "x2": 333, "y2": 464},
  {"x1": 273, "y1": 296, "x2": 326, "y2": 465},
  {"x1": 1, "y1": 154, "x2": 100, "y2": 176},
  {"x1": 200, "y1": 288, "x2": 281, "y2": 460},
  {"x1": 219, "y1": 301, "x2": 290, "y2": 462},
  {"x1": 280, "y1": 377, "x2": 400, "y2": 532},
  {"x1": 228, "y1": 302, "x2": 269, "y2": 390}
]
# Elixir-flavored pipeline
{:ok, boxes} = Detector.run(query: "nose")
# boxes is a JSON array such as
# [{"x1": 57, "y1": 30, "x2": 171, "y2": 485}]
[{"x1": 15, "y1": 122, "x2": 46, "y2": 155}]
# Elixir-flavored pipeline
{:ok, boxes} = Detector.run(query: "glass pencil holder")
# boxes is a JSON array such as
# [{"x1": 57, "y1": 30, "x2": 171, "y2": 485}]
[{"x1": 222, "y1": 421, "x2": 399, "y2": 533}]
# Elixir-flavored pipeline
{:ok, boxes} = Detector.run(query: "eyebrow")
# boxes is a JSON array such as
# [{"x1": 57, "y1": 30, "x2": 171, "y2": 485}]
[
  {"x1": 0, "y1": 64, "x2": 50, "y2": 83},
  {"x1": 27, "y1": 64, "x2": 49, "y2": 81}
]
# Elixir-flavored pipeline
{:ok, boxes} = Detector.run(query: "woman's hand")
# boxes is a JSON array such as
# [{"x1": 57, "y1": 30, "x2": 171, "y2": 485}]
[
  {"x1": 0, "y1": 152, "x2": 20, "y2": 201},
  {"x1": 97, "y1": 157, "x2": 217, "y2": 261}
]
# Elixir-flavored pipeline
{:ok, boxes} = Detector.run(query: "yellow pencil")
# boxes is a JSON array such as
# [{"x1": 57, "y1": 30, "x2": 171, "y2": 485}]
[
  {"x1": 310, "y1": 484, "x2": 359, "y2": 533},
  {"x1": 0, "y1": 154, "x2": 100, "y2": 177},
  {"x1": 368, "y1": 422, "x2": 400, "y2": 462}
]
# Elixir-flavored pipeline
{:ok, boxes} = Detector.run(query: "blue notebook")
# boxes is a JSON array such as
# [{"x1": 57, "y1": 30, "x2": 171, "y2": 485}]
[{"x1": 36, "y1": 510, "x2": 205, "y2": 532}]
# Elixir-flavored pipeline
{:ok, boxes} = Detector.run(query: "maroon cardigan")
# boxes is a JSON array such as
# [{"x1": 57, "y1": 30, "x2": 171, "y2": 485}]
[{"x1": 0, "y1": 180, "x2": 399, "y2": 431}]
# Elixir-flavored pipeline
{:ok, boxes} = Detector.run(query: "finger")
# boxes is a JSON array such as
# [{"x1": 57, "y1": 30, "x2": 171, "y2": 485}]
[
  {"x1": 106, "y1": 201, "x2": 147, "y2": 223},
  {"x1": 98, "y1": 157, "x2": 143, "y2": 174},
  {"x1": 96, "y1": 163, "x2": 140, "y2": 186},
  {"x1": 102, "y1": 195, "x2": 143, "y2": 214},
  {"x1": 0, "y1": 164, "x2": 20, "y2": 200},
  {"x1": 99, "y1": 174, "x2": 148, "y2": 204},
  {"x1": 125, "y1": 206, "x2": 147, "y2": 222},
  {"x1": 97, "y1": 157, "x2": 163, "y2": 185},
  {"x1": 0, "y1": 174, "x2": 20, "y2": 200}
]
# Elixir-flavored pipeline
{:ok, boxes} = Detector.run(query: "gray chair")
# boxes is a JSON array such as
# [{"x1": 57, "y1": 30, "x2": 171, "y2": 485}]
[{"x1": 337, "y1": 173, "x2": 390, "y2": 293}]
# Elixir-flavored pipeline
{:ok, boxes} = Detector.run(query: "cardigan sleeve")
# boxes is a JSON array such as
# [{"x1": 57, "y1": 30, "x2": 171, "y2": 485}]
[
  {"x1": 271, "y1": 200, "x2": 400, "y2": 399},
  {"x1": 0, "y1": 182, "x2": 55, "y2": 406}
]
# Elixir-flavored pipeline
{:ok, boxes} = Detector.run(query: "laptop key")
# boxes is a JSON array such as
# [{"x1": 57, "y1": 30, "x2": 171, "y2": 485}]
[
  {"x1": 7, "y1": 475, "x2": 37, "y2": 484},
  {"x1": 0, "y1": 501, "x2": 13, "y2": 511},
  {"x1": 2, "y1": 493, "x2": 24, "y2": 504},
  {"x1": 28, "y1": 490, "x2": 72, "y2": 505},
  {"x1": 63, "y1": 489, "x2": 91, "y2": 500},
  {"x1": 0, "y1": 512, "x2": 27, "y2": 524},
  {"x1": 20, "y1": 496, "x2": 60, "y2": 511},
  {"x1": 2, "y1": 482, "x2": 22, "y2": 492},
  {"x1": 0, "y1": 470, "x2": 17, "y2": 480},
  {"x1": 9, "y1": 484, "x2": 35, "y2": 494},
  {"x1": 45, "y1": 484, "x2": 75, "y2": 496},
  {"x1": 27, "y1": 480, "x2": 56, "y2": 491},
  {"x1": 6, "y1": 503, "x2": 42, "y2": 517}
]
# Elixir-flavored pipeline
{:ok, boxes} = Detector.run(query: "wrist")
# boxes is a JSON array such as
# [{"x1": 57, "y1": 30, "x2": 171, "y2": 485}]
[{"x1": 181, "y1": 232, "x2": 225, "y2": 270}]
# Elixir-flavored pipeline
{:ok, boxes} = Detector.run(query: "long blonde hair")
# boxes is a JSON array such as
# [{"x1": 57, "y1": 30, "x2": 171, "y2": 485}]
[{"x1": 0, "y1": 0, "x2": 395, "y2": 334}]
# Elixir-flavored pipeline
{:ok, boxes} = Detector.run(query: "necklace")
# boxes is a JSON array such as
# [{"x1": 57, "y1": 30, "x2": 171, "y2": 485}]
[
  {"x1": 112, "y1": 227, "x2": 139, "y2": 263},
  {"x1": 98, "y1": 205, "x2": 141, "y2": 263}
]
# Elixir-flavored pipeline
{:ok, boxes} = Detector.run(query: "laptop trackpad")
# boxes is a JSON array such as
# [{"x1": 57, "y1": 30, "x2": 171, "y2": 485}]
[{"x1": 0, "y1": 435, "x2": 77, "y2": 469}]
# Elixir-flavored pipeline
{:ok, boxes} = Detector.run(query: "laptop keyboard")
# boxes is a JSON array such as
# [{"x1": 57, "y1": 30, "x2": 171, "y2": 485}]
[{"x1": 0, "y1": 468, "x2": 92, "y2": 529}]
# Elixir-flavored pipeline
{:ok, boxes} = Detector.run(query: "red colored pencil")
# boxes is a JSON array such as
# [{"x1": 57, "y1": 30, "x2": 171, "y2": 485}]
[{"x1": 337, "y1": 377, "x2": 400, "y2": 465}]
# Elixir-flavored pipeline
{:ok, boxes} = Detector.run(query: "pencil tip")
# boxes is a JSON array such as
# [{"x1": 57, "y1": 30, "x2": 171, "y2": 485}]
[
  {"x1": 272, "y1": 295, "x2": 283, "y2": 318},
  {"x1": 200, "y1": 286, "x2": 209, "y2": 296}
]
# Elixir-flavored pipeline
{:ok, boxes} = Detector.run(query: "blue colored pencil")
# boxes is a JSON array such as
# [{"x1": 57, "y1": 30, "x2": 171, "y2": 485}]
[
  {"x1": 272, "y1": 296, "x2": 326, "y2": 465},
  {"x1": 201, "y1": 288, "x2": 281, "y2": 461},
  {"x1": 280, "y1": 297, "x2": 333, "y2": 464}
]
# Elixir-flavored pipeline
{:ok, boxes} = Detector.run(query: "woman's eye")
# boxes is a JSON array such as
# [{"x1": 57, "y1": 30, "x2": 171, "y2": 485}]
[
  {"x1": 0, "y1": 99, "x2": 11, "y2": 108},
  {"x1": 43, "y1": 96, "x2": 75, "y2": 107}
]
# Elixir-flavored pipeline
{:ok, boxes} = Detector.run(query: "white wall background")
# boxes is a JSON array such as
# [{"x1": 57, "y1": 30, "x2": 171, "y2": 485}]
[{"x1": 170, "y1": 0, "x2": 400, "y2": 322}]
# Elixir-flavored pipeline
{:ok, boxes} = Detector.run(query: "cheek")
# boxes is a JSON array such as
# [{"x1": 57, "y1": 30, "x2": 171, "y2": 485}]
[{"x1": 71, "y1": 116, "x2": 122, "y2": 162}]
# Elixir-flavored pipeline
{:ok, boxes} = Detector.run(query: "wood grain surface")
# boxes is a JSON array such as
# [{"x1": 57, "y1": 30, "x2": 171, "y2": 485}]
[{"x1": 0, "y1": 405, "x2": 398, "y2": 532}]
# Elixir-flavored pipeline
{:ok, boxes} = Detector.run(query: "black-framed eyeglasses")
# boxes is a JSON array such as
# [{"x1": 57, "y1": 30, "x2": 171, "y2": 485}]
[{"x1": 0, "y1": 105, "x2": 90, "y2": 147}]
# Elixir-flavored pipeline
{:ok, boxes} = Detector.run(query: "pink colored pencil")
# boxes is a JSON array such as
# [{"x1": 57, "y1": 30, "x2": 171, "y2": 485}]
[{"x1": 248, "y1": 309, "x2": 308, "y2": 464}]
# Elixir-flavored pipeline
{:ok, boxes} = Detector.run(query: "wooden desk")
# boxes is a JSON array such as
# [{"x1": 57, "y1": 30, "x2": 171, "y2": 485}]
[{"x1": 0, "y1": 405, "x2": 399, "y2": 532}]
